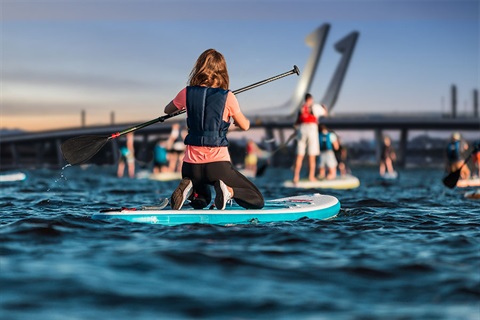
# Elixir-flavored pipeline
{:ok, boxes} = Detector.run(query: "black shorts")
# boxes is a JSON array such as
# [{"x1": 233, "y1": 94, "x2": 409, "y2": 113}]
[
  {"x1": 181, "y1": 161, "x2": 264, "y2": 209},
  {"x1": 154, "y1": 160, "x2": 169, "y2": 168}
]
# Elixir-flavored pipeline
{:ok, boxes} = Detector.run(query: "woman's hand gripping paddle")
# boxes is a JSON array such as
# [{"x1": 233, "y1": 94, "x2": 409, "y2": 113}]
[{"x1": 61, "y1": 66, "x2": 300, "y2": 165}]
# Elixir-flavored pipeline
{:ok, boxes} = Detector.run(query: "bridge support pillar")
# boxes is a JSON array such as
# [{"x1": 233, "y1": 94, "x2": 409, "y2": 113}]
[
  {"x1": 10, "y1": 143, "x2": 19, "y2": 167},
  {"x1": 399, "y1": 129, "x2": 408, "y2": 168},
  {"x1": 374, "y1": 129, "x2": 383, "y2": 164},
  {"x1": 278, "y1": 128, "x2": 285, "y2": 147},
  {"x1": 35, "y1": 143, "x2": 43, "y2": 166},
  {"x1": 264, "y1": 126, "x2": 275, "y2": 165},
  {"x1": 55, "y1": 139, "x2": 64, "y2": 167},
  {"x1": 138, "y1": 134, "x2": 150, "y2": 165},
  {"x1": 111, "y1": 139, "x2": 119, "y2": 164}
]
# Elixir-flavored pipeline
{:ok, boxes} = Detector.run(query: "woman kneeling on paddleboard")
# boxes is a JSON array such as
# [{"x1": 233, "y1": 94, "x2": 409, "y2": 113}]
[{"x1": 164, "y1": 49, "x2": 265, "y2": 211}]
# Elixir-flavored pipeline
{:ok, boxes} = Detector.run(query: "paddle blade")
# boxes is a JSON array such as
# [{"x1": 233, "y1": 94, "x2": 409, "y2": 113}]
[
  {"x1": 61, "y1": 135, "x2": 109, "y2": 165},
  {"x1": 442, "y1": 170, "x2": 461, "y2": 189}
]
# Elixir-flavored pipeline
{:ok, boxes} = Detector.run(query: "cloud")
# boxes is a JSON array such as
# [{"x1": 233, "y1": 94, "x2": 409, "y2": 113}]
[
  {"x1": 3, "y1": 69, "x2": 157, "y2": 92},
  {"x1": 3, "y1": 0, "x2": 478, "y2": 21}
]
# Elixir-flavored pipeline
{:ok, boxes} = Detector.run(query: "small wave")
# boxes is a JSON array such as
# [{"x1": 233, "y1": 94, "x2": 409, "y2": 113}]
[{"x1": 353, "y1": 198, "x2": 399, "y2": 208}]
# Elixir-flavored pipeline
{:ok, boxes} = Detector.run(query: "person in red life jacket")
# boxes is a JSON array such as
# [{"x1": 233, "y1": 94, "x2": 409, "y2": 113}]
[
  {"x1": 164, "y1": 49, "x2": 264, "y2": 210},
  {"x1": 292, "y1": 93, "x2": 327, "y2": 184},
  {"x1": 446, "y1": 132, "x2": 470, "y2": 180}
]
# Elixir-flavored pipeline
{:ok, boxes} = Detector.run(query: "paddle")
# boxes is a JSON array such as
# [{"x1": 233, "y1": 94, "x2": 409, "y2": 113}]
[
  {"x1": 61, "y1": 65, "x2": 300, "y2": 165},
  {"x1": 256, "y1": 129, "x2": 297, "y2": 177},
  {"x1": 442, "y1": 144, "x2": 479, "y2": 189}
]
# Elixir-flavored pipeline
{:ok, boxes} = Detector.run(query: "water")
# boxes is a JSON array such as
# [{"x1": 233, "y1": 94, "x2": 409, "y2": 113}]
[{"x1": 1, "y1": 166, "x2": 479, "y2": 320}]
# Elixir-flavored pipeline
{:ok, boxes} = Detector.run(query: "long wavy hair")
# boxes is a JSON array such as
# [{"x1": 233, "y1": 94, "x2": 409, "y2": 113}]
[{"x1": 188, "y1": 49, "x2": 230, "y2": 90}]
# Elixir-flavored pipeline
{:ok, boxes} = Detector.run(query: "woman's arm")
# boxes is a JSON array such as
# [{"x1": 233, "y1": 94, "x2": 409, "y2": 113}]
[
  {"x1": 232, "y1": 111, "x2": 250, "y2": 131},
  {"x1": 164, "y1": 101, "x2": 178, "y2": 115}
]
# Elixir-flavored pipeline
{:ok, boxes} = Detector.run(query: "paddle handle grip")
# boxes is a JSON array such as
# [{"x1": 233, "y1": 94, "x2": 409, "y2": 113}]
[{"x1": 108, "y1": 65, "x2": 300, "y2": 140}]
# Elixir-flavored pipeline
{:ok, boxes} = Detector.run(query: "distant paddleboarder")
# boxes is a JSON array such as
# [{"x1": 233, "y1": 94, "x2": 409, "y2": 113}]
[
  {"x1": 446, "y1": 132, "x2": 470, "y2": 180},
  {"x1": 292, "y1": 93, "x2": 327, "y2": 184},
  {"x1": 379, "y1": 135, "x2": 396, "y2": 177},
  {"x1": 318, "y1": 125, "x2": 339, "y2": 180}
]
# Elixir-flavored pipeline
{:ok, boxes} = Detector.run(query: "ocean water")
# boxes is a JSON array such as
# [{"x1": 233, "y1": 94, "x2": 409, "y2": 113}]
[{"x1": 1, "y1": 166, "x2": 479, "y2": 320}]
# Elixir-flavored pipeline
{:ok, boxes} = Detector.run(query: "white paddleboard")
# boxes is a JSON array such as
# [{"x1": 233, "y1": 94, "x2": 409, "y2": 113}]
[
  {"x1": 136, "y1": 171, "x2": 182, "y2": 181},
  {"x1": 464, "y1": 189, "x2": 480, "y2": 200},
  {"x1": 456, "y1": 177, "x2": 480, "y2": 188},
  {"x1": 0, "y1": 172, "x2": 27, "y2": 182},
  {"x1": 283, "y1": 174, "x2": 360, "y2": 190},
  {"x1": 380, "y1": 171, "x2": 398, "y2": 180}
]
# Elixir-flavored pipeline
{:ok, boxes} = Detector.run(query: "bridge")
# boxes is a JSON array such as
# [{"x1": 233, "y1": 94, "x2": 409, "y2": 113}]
[
  {"x1": 1, "y1": 112, "x2": 477, "y2": 170},
  {"x1": 1, "y1": 23, "x2": 478, "y2": 170}
]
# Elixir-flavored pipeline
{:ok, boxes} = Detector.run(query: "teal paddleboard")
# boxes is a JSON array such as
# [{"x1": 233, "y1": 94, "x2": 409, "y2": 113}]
[{"x1": 93, "y1": 193, "x2": 340, "y2": 226}]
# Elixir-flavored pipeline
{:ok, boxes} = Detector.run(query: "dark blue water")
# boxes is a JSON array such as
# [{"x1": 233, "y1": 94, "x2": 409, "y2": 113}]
[{"x1": 1, "y1": 166, "x2": 479, "y2": 319}]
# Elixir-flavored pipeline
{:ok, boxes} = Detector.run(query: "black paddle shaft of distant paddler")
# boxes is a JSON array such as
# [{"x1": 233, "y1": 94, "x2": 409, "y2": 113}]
[{"x1": 442, "y1": 145, "x2": 479, "y2": 189}]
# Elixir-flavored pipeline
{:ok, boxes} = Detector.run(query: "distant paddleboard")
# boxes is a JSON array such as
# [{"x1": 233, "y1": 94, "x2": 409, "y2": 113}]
[
  {"x1": 238, "y1": 169, "x2": 256, "y2": 179},
  {"x1": 0, "y1": 172, "x2": 26, "y2": 182},
  {"x1": 136, "y1": 171, "x2": 182, "y2": 181},
  {"x1": 380, "y1": 171, "x2": 398, "y2": 180},
  {"x1": 93, "y1": 193, "x2": 340, "y2": 226},
  {"x1": 283, "y1": 174, "x2": 360, "y2": 190},
  {"x1": 464, "y1": 189, "x2": 480, "y2": 200},
  {"x1": 149, "y1": 172, "x2": 182, "y2": 181},
  {"x1": 456, "y1": 177, "x2": 480, "y2": 188}
]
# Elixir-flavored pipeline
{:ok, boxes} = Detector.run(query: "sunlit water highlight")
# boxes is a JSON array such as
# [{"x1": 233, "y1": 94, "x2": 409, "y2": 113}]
[{"x1": 1, "y1": 166, "x2": 479, "y2": 319}]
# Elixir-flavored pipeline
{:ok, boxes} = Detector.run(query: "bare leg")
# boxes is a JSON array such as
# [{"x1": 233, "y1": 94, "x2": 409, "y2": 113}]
[
  {"x1": 169, "y1": 154, "x2": 179, "y2": 172},
  {"x1": 117, "y1": 161, "x2": 125, "y2": 177},
  {"x1": 379, "y1": 162, "x2": 386, "y2": 175},
  {"x1": 293, "y1": 155, "x2": 304, "y2": 183},
  {"x1": 327, "y1": 167, "x2": 336, "y2": 180},
  {"x1": 308, "y1": 155, "x2": 317, "y2": 181},
  {"x1": 460, "y1": 161, "x2": 470, "y2": 180},
  {"x1": 128, "y1": 162, "x2": 135, "y2": 178},
  {"x1": 318, "y1": 167, "x2": 326, "y2": 179},
  {"x1": 385, "y1": 158, "x2": 394, "y2": 173}
]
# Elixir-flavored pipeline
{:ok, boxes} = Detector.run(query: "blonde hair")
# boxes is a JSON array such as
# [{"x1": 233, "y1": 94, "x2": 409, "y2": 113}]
[{"x1": 188, "y1": 49, "x2": 230, "y2": 90}]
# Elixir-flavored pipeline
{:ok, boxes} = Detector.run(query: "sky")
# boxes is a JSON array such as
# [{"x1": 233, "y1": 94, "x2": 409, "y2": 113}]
[{"x1": 1, "y1": 0, "x2": 479, "y2": 132}]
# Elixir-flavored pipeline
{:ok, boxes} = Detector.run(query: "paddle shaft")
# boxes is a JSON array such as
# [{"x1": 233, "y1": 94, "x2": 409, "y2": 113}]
[
  {"x1": 255, "y1": 130, "x2": 297, "y2": 177},
  {"x1": 268, "y1": 129, "x2": 297, "y2": 157},
  {"x1": 107, "y1": 65, "x2": 300, "y2": 141}
]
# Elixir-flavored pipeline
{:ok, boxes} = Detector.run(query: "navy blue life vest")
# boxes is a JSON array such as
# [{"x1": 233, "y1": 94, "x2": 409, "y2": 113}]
[
  {"x1": 446, "y1": 141, "x2": 460, "y2": 161},
  {"x1": 184, "y1": 86, "x2": 230, "y2": 147},
  {"x1": 319, "y1": 132, "x2": 333, "y2": 151}
]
